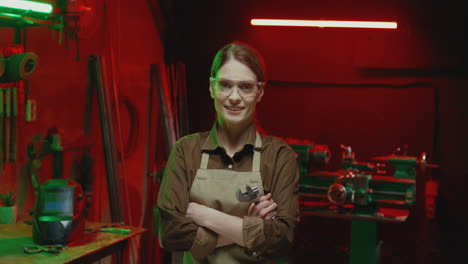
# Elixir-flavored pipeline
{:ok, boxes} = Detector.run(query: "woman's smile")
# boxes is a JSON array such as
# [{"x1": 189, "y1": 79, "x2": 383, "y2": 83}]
[{"x1": 225, "y1": 105, "x2": 245, "y2": 113}]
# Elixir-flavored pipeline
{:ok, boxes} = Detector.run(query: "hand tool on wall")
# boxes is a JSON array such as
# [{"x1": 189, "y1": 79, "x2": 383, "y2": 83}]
[
  {"x1": 48, "y1": 134, "x2": 63, "y2": 179},
  {"x1": 4, "y1": 87, "x2": 10, "y2": 163},
  {"x1": 80, "y1": 148, "x2": 93, "y2": 217},
  {"x1": 25, "y1": 99, "x2": 37, "y2": 122},
  {"x1": 1, "y1": 52, "x2": 38, "y2": 82},
  {"x1": 9, "y1": 87, "x2": 17, "y2": 161},
  {"x1": 0, "y1": 51, "x2": 4, "y2": 78},
  {"x1": 0, "y1": 88, "x2": 3, "y2": 168}
]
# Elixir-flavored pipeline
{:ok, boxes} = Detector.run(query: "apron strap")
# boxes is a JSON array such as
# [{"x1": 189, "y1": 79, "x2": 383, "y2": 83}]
[
  {"x1": 252, "y1": 132, "x2": 262, "y2": 173},
  {"x1": 200, "y1": 152, "x2": 210, "y2": 169}
]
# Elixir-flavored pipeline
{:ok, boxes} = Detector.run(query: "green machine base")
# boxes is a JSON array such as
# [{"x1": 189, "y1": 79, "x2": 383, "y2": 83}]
[{"x1": 350, "y1": 220, "x2": 379, "y2": 264}]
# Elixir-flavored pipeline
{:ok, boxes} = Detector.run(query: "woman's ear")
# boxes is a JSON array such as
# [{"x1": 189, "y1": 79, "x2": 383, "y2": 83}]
[
  {"x1": 256, "y1": 87, "x2": 264, "y2": 103},
  {"x1": 209, "y1": 85, "x2": 215, "y2": 99}
]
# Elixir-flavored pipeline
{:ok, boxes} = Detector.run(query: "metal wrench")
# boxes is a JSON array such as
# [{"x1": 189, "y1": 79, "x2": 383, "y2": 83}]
[{"x1": 236, "y1": 184, "x2": 260, "y2": 204}]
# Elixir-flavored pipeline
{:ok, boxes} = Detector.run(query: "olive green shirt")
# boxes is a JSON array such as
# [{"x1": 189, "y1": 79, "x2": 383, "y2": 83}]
[{"x1": 157, "y1": 122, "x2": 300, "y2": 260}]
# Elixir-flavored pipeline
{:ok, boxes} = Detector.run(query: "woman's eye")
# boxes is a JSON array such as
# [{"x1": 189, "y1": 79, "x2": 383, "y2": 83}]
[
  {"x1": 219, "y1": 81, "x2": 232, "y2": 88},
  {"x1": 240, "y1": 83, "x2": 255, "y2": 90}
]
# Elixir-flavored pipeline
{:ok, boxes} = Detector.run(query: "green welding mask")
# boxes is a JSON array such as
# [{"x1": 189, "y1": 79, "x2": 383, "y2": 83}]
[{"x1": 32, "y1": 179, "x2": 85, "y2": 245}]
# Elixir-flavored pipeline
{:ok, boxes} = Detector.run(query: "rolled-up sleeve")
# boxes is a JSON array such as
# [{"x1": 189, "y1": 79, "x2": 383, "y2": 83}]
[
  {"x1": 157, "y1": 138, "x2": 217, "y2": 259},
  {"x1": 242, "y1": 144, "x2": 300, "y2": 259}
]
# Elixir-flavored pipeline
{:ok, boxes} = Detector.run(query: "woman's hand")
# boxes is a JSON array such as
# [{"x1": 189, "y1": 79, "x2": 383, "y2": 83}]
[{"x1": 248, "y1": 193, "x2": 278, "y2": 220}]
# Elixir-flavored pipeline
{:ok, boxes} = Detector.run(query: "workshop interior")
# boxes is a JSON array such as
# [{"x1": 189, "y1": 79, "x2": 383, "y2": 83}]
[{"x1": 0, "y1": 0, "x2": 466, "y2": 263}]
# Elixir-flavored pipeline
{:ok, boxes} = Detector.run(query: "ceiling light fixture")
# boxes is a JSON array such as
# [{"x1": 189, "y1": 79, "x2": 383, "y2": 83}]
[
  {"x1": 251, "y1": 19, "x2": 397, "y2": 29},
  {"x1": 0, "y1": 0, "x2": 53, "y2": 14}
]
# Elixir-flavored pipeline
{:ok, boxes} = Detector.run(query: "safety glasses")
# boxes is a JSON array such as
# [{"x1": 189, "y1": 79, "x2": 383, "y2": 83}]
[{"x1": 210, "y1": 77, "x2": 264, "y2": 97}]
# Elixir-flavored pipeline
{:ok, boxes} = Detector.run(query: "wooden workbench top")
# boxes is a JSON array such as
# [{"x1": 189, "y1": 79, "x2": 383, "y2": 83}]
[{"x1": 0, "y1": 221, "x2": 147, "y2": 264}]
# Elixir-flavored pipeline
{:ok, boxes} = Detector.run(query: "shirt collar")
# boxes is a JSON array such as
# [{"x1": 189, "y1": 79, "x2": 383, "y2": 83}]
[{"x1": 202, "y1": 121, "x2": 259, "y2": 152}]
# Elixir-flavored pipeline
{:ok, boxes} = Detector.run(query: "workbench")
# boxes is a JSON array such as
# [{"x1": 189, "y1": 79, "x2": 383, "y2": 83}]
[{"x1": 0, "y1": 221, "x2": 147, "y2": 264}]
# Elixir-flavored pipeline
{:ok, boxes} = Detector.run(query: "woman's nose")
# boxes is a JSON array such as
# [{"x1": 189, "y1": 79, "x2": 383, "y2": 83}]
[{"x1": 228, "y1": 86, "x2": 242, "y2": 100}]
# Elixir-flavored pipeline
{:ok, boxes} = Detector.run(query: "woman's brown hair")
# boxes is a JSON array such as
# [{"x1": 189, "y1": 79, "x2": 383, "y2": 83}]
[{"x1": 210, "y1": 41, "x2": 266, "y2": 82}]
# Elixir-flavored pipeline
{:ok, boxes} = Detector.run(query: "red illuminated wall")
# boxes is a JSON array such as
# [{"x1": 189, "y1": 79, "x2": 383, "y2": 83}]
[
  {"x1": 0, "y1": 0, "x2": 168, "y2": 263},
  {"x1": 174, "y1": 0, "x2": 467, "y2": 263}
]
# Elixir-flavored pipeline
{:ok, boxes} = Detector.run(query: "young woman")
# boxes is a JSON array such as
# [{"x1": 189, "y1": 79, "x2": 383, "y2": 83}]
[{"x1": 157, "y1": 42, "x2": 300, "y2": 263}]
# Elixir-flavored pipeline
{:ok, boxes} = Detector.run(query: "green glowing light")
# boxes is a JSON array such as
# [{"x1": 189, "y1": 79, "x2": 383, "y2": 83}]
[
  {"x1": 0, "y1": 11, "x2": 21, "y2": 18},
  {"x1": 0, "y1": 0, "x2": 53, "y2": 14}
]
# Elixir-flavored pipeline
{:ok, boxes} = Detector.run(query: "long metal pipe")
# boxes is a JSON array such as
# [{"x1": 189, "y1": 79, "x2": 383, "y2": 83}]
[{"x1": 89, "y1": 55, "x2": 124, "y2": 222}]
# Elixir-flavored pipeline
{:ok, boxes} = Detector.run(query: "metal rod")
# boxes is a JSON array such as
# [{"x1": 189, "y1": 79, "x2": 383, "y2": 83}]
[
  {"x1": 299, "y1": 192, "x2": 327, "y2": 199},
  {"x1": 372, "y1": 190, "x2": 406, "y2": 197},
  {"x1": 140, "y1": 65, "x2": 156, "y2": 227},
  {"x1": 155, "y1": 64, "x2": 176, "y2": 151},
  {"x1": 89, "y1": 55, "x2": 123, "y2": 222},
  {"x1": 300, "y1": 184, "x2": 329, "y2": 191}
]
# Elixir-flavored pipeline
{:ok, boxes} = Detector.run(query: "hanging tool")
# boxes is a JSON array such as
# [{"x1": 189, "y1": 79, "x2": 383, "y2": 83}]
[
  {"x1": 47, "y1": 133, "x2": 63, "y2": 179},
  {"x1": 1, "y1": 52, "x2": 39, "y2": 82},
  {"x1": 3, "y1": 87, "x2": 10, "y2": 163},
  {"x1": 0, "y1": 51, "x2": 4, "y2": 77},
  {"x1": 80, "y1": 149, "x2": 93, "y2": 217},
  {"x1": 0, "y1": 88, "x2": 3, "y2": 168},
  {"x1": 9, "y1": 87, "x2": 16, "y2": 161},
  {"x1": 25, "y1": 99, "x2": 37, "y2": 122}
]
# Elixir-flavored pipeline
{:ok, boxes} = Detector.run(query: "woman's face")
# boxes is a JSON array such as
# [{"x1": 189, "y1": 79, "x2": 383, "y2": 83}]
[{"x1": 210, "y1": 59, "x2": 264, "y2": 127}]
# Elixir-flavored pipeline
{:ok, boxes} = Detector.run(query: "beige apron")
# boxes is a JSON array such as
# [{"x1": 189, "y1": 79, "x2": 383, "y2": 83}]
[{"x1": 184, "y1": 132, "x2": 265, "y2": 264}]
